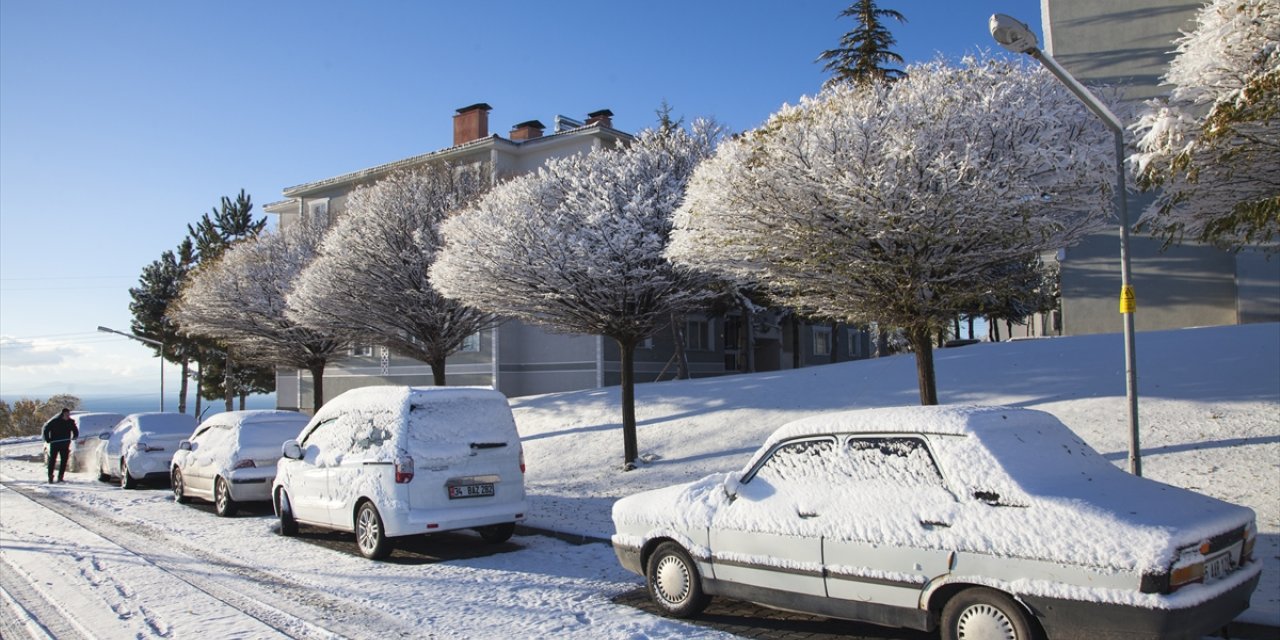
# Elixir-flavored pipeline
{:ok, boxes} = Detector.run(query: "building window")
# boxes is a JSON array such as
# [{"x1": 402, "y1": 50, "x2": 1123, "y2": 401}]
[
  {"x1": 847, "y1": 328, "x2": 864, "y2": 358},
  {"x1": 460, "y1": 332, "x2": 481, "y2": 353},
  {"x1": 307, "y1": 198, "x2": 329, "y2": 224},
  {"x1": 638, "y1": 336, "x2": 654, "y2": 349},
  {"x1": 813, "y1": 326, "x2": 832, "y2": 357},
  {"x1": 349, "y1": 343, "x2": 373, "y2": 357},
  {"x1": 687, "y1": 320, "x2": 712, "y2": 351}
]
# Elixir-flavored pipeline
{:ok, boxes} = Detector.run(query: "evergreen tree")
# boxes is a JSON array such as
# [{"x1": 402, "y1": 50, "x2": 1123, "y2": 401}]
[{"x1": 817, "y1": 0, "x2": 907, "y2": 87}]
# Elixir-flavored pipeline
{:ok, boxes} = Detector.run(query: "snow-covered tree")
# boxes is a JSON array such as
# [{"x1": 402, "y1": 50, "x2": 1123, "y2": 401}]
[
  {"x1": 817, "y1": 0, "x2": 908, "y2": 87},
  {"x1": 172, "y1": 214, "x2": 343, "y2": 413},
  {"x1": 288, "y1": 164, "x2": 498, "y2": 386},
  {"x1": 1130, "y1": 0, "x2": 1279, "y2": 251},
  {"x1": 669, "y1": 57, "x2": 1114, "y2": 405},
  {"x1": 431, "y1": 122, "x2": 724, "y2": 469}
]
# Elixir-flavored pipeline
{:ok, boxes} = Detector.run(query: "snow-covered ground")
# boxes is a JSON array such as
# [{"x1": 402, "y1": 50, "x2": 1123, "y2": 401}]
[{"x1": 2, "y1": 323, "x2": 1277, "y2": 638}]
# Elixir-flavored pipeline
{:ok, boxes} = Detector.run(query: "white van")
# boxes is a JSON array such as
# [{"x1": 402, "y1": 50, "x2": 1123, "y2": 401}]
[{"x1": 273, "y1": 386, "x2": 527, "y2": 559}]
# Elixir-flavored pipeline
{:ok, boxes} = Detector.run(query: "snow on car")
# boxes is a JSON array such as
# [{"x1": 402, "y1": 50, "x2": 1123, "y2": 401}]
[
  {"x1": 170, "y1": 410, "x2": 310, "y2": 517},
  {"x1": 273, "y1": 386, "x2": 528, "y2": 559},
  {"x1": 97, "y1": 412, "x2": 198, "y2": 489},
  {"x1": 611, "y1": 405, "x2": 1261, "y2": 640}
]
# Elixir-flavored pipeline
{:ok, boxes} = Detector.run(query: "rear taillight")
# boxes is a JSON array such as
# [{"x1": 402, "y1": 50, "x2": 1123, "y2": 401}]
[
  {"x1": 232, "y1": 459, "x2": 256, "y2": 470},
  {"x1": 519, "y1": 446, "x2": 526, "y2": 474},
  {"x1": 395, "y1": 454, "x2": 414, "y2": 484}
]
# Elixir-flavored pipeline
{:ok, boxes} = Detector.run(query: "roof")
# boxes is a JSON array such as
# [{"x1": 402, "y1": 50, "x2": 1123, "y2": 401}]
[
  {"x1": 762, "y1": 405, "x2": 1040, "y2": 447},
  {"x1": 279, "y1": 121, "x2": 633, "y2": 199}
]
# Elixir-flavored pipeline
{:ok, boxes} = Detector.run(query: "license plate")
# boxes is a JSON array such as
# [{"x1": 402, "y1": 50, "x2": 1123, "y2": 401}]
[
  {"x1": 1205, "y1": 552, "x2": 1233, "y2": 581},
  {"x1": 448, "y1": 483, "x2": 495, "y2": 499}
]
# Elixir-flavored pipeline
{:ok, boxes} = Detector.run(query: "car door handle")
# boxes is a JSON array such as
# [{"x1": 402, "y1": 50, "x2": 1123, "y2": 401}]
[
  {"x1": 920, "y1": 520, "x2": 951, "y2": 528},
  {"x1": 798, "y1": 511, "x2": 820, "y2": 519}
]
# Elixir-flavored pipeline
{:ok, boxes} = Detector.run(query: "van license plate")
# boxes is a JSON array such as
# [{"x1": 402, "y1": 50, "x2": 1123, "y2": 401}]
[{"x1": 449, "y1": 483, "x2": 495, "y2": 499}]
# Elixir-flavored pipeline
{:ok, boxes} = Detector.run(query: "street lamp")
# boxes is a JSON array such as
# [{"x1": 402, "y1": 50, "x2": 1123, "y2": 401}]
[
  {"x1": 97, "y1": 325, "x2": 165, "y2": 412},
  {"x1": 990, "y1": 14, "x2": 1142, "y2": 476}
]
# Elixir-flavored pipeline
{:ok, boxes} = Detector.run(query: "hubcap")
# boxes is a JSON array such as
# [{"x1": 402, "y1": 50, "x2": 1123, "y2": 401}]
[
  {"x1": 956, "y1": 603, "x2": 1016, "y2": 640},
  {"x1": 216, "y1": 481, "x2": 228, "y2": 510},
  {"x1": 654, "y1": 554, "x2": 691, "y2": 605},
  {"x1": 357, "y1": 508, "x2": 380, "y2": 552},
  {"x1": 173, "y1": 471, "x2": 182, "y2": 497}
]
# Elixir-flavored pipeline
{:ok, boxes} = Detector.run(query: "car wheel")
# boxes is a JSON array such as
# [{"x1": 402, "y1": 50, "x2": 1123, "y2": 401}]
[
  {"x1": 645, "y1": 542, "x2": 710, "y2": 618},
  {"x1": 172, "y1": 469, "x2": 190, "y2": 504},
  {"x1": 476, "y1": 522, "x2": 515, "y2": 544},
  {"x1": 120, "y1": 459, "x2": 137, "y2": 489},
  {"x1": 277, "y1": 489, "x2": 298, "y2": 537},
  {"x1": 354, "y1": 501, "x2": 392, "y2": 560},
  {"x1": 214, "y1": 477, "x2": 239, "y2": 517},
  {"x1": 941, "y1": 587, "x2": 1040, "y2": 640}
]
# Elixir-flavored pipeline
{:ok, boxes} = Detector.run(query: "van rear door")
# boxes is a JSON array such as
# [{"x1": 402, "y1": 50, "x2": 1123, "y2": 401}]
[{"x1": 403, "y1": 397, "x2": 524, "y2": 511}]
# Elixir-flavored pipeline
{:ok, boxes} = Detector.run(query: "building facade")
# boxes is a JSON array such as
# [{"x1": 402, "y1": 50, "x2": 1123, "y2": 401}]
[
  {"x1": 1040, "y1": 0, "x2": 1280, "y2": 335},
  {"x1": 266, "y1": 103, "x2": 871, "y2": 410}
]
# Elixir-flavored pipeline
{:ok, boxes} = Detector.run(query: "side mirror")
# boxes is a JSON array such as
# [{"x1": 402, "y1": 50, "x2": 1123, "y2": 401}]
[
  {"x1": 179, "y1": 441, "x2": 193, "y2": 451},
  {"x1": 281, "y1": 440, "x2": 303, "y2": 460},
  {"x1": 722, "y1": 474, "x2": 741, "y2": 500}
]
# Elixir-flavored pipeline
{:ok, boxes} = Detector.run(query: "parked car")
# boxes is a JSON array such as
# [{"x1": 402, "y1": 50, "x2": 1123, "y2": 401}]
[
  {"x1": 611, "y1": 406, "x2": 1260, "y2": 640},
  {"x1": 68, "y1": 412, "x2": 125, "y2": 472},
  {"x1": 273, "y1": 386, "x2": 527, "y2": 559},
  {"x1": 171, "y1": 410, "x2": 310, "y2": 517},
  {"x1": 97, "y1": 412, "x2": 197, "y2": 489}
]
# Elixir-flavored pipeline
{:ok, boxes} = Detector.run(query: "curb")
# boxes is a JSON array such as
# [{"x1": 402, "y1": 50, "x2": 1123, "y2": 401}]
[{"x1": 515, "y1": 523, "x2": 610, "y2": 546}]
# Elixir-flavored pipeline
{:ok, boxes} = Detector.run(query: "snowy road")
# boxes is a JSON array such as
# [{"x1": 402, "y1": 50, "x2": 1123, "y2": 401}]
[{"x1": 0, "y1": 444, "x2": 727, "y2": 640}]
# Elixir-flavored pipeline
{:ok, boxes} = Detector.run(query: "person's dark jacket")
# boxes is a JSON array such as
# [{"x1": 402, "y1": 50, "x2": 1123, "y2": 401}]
[{"x1": 42, "y1": 416, "x2": 79, "y2": 447}]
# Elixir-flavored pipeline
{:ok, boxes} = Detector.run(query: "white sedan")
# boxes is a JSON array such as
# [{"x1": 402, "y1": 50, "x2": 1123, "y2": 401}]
[
  {"x1": 171, "y1": 410, "x2": 309, "y2": 516},
  {"x1": 97, "y1": 412, "x2": 197, "y2": 489},
  {"x1": 68, "y1": 412, "x2": 125, "y2": 472},
  {"x1": 611, "y1": 405, "x2": 1261, "y2": 640}
]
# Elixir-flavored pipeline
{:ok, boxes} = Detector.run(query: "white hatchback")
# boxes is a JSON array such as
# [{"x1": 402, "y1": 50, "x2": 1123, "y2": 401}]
[
  {"x1": 273, "y1": 386, "x2": 528, "y2": 559},
  {"x1": 171, "y1": 410, "x2": 310, "y2": 517},
  {"x1": 68, "y1": 412, "x2": 125, "y2": 472},
  {"x1": 97, "y1": 412, "x2": 198, "y2": 489}
]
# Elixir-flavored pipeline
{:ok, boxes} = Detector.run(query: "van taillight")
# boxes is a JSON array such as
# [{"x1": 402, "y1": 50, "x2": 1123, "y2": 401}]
[
  {"x1": 395, "y1": 454, "x2": 414, "y2": 484},
  {"x1": 520, "y1": 447, "x2": 526, "y2": 474}
]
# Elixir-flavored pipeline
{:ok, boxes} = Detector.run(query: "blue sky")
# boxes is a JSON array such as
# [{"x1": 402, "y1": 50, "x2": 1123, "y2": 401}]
[{"x1": 0, "y1": 0, "x2": 1041, "y2": 402}]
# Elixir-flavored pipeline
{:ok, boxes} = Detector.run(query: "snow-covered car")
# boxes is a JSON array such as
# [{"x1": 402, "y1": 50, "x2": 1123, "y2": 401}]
[
  {"x1": 97, "y1": 412, "x2": 197, "y2": 489},
  {"x1": 611, "y1": 406, "x2": 1261, "y2": 640},
  {"x1": 68, "y1": 412, "x2": 125, "y2": 472},
  {"x1": 273, "y1": 386, "x2": 528, "y2": 559},
  {"x1": 171, "y1": 410, "x2": 310, "y2": 517}
]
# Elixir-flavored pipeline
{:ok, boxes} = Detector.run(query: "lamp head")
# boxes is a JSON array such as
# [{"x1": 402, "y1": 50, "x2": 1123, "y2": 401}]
[{"x1": 990, "y1": 13, "x2": 1039, "y2": 54}]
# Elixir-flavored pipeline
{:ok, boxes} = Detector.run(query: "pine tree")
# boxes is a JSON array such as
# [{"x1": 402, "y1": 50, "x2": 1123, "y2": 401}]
[{"x1": 817, "y1": 0, "x2": 907, "y2": 87}]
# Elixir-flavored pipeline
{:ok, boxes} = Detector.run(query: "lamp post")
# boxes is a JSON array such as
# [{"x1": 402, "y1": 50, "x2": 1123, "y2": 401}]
[
  {"x1": 990, "y1": 14, "x2": 1141, "y2": 476},
  {"x1": 97, "y1": 325, "x2": 165, "y2": 412}
]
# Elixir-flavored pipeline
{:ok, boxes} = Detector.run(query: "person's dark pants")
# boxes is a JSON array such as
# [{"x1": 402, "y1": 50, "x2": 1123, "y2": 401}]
[{"x1": 47, "y1": 444, "x2": 70, "y2": 482}]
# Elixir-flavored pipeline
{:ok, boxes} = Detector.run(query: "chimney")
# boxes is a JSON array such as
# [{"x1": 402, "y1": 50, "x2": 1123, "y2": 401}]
[
  {"x1": 453, "y1": 103, "x2": 492, "y2": 146},
  {"x1": 585, "y1": 108, "x2": 613, "y2": 128},
  {"x1": 509, "y1": 119, "x2": 546, "y2": 141}
]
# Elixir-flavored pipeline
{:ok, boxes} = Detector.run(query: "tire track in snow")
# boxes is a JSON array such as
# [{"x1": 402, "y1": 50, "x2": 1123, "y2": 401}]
[{"x1": 3, "y1": 480, "x2": 429, "y2": 639}]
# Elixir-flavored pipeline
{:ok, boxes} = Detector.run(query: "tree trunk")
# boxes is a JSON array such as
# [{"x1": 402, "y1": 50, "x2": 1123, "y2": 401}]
[
  {"x1": 193, "y1": 357, "x2": 203, "y2": 419},
  {"x1": 907, "y1": 326, "x2": 938, "y2": 405},
  {"x1": 224, "y1": 356, "x2": 234, "y2": 412},
  {"x1": 309, "y1": 362, "x2": 326, "y2": 414},
  {"x1": 238, "y1": 393, "x2": 247, "y2": 410},
  {"x1": 178, "y1": 357, "x2": 190, "y2": 414},
  {"x1": 953, "y1": 317, "x2": 961, "y2": 342},
  {"x1": 936, "y1": 327, "x2": 946, "y2": 349},
  {"x1": 829, "y1": 321, "x2": 840, "y2": 364},
  {"x1": 670, "y1": 313, "x2": 689, "y2": 380},
  {"x1": 792, "y1": 318, "x2": 802, "y2": 368},
  {"x1": 430, "y1": 357, "x2": 447, "y2": 386},
  {"x1": 618, "y1": 338, "x2": 638, "y2": 470},
  {"x1": 991, "y1": 318, "x2": 1002, "y2": 342},
  {"x1": 877, "y1": 328, "x2": 889, "y2": 357},
  {"x1": 967, "y1": 316, "x2": 975, "y2": 340}
]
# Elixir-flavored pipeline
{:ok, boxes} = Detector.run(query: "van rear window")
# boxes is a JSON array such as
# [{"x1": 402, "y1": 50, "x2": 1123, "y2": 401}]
[{"x1": 406, "y1": 398, "x2": 517, "y2": 458}]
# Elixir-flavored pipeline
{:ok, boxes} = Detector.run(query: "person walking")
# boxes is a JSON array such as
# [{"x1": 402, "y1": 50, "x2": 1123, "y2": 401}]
[{"x1": 42, "y1": 408, "x2": 79, "y2": 483}]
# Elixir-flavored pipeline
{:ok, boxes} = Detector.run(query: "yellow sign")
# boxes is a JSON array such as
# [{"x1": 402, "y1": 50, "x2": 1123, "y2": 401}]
[{"x1": 1119, "y1": 285, "x2": 1136, "y2": 314}]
